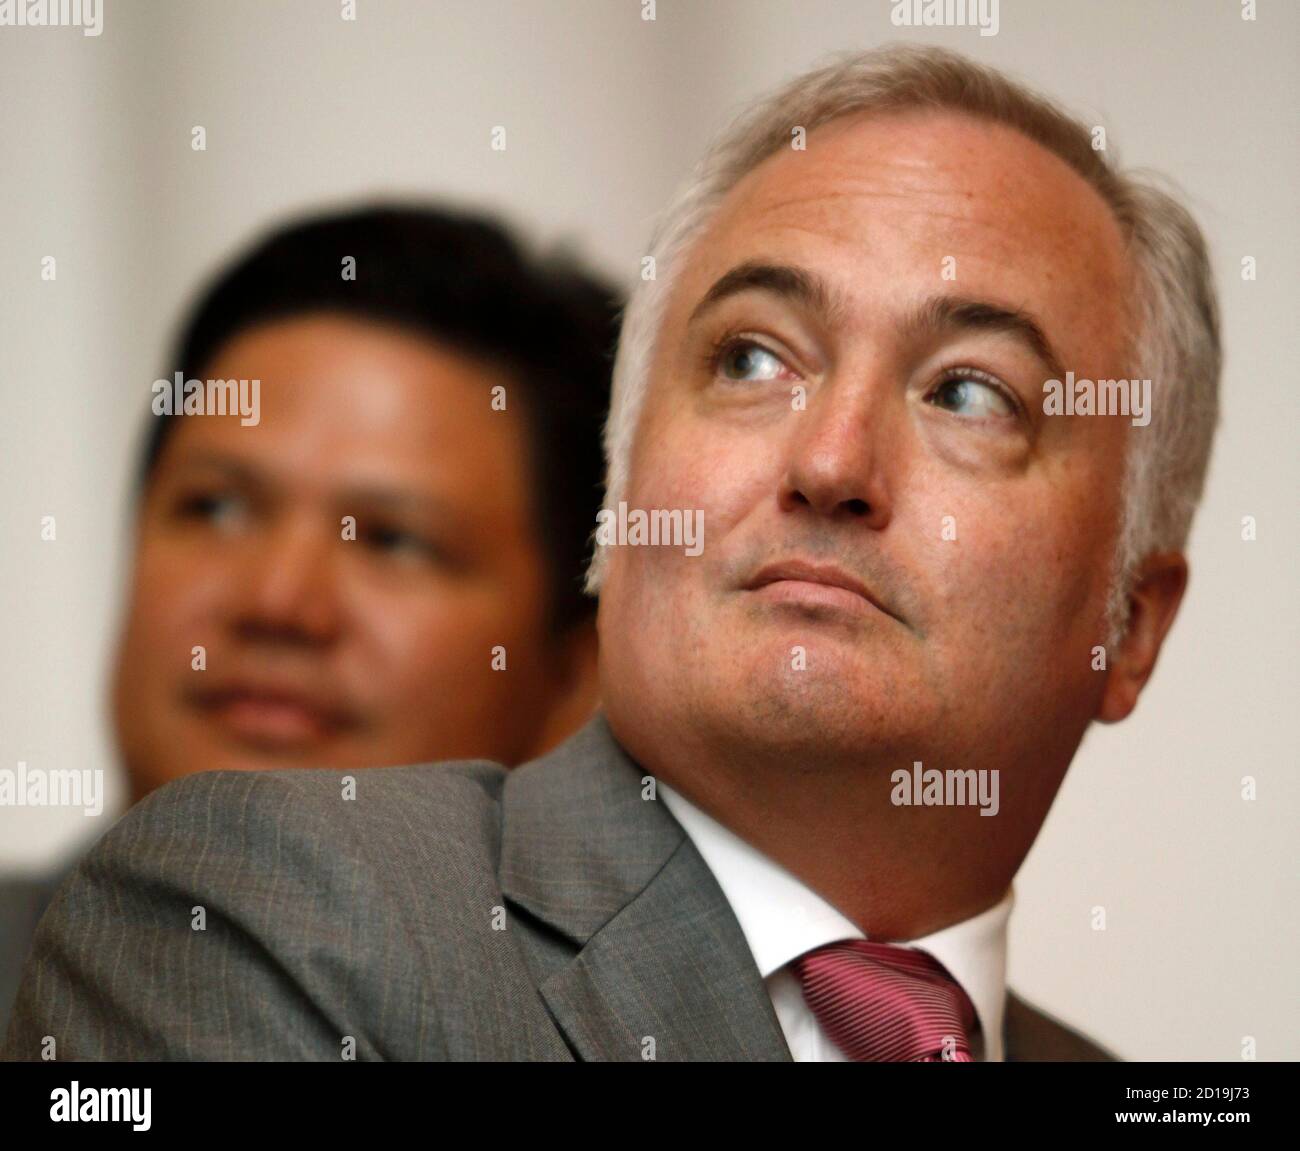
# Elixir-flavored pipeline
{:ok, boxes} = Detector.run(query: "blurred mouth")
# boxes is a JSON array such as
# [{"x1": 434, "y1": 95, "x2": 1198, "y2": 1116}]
[
  {"x1": 186, "y1": 680, "x2": 361, "y2": 749},
  {"x1": 743, "y1": 559, "x2": 902, "y2": 624}
]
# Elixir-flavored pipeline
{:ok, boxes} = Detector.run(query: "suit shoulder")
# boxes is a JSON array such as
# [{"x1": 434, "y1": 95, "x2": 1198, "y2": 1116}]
[
  {"x1": 108, "y1": 759, "x2": 515, "y2": 922},
  {"x1": 144, "y1": 755, "x2": 510, "y2": 817},
  {"x1": 136, "y1": 756, "x2": 509, "y2": 859},
  {"x1": 3, "y1": 759, "x2": 511, "y2": 1060},
  {"x1": 1005, "y1": 989, "x2": 1120, "y2": 1061}
]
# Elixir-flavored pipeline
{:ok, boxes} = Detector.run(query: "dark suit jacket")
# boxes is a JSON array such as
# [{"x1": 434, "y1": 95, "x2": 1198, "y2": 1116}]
[
  {"x1": 2, "y1": 715, "x2": 1116, "y2": 1061},
  {"x1": 0, "y1": 866, "x2": 66, "y2": 1040}
]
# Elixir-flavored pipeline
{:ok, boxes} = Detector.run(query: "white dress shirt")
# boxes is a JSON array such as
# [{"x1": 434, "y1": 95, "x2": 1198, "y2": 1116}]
[{"x1": 658, "y1": 781, "x2": 1015, "y2": 1062}]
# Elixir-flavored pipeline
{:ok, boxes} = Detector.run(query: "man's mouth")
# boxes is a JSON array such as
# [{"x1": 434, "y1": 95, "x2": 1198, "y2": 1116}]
[
  {"x1": 187, "y1": 680, "x2": 360, "y2": 749},
  {"x1": 744, "y1": 559, "x2": 901, "y2": 623}
]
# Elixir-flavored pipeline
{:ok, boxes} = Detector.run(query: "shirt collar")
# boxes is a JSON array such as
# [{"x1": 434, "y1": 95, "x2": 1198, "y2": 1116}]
[{"x1": 659, "y1": 780, "x2": 1015, "y2": 1061}]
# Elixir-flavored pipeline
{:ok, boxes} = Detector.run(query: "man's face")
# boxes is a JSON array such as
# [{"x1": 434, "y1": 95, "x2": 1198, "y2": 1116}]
[
  {"x1": 600, "y1": 109, "x2": 1136, "y2": 786},
  {"x1": 114, "y1": 313, "x2": 571, "y2": 797}
]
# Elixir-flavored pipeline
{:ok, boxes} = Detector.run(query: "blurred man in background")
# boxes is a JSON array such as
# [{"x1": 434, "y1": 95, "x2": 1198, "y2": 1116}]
[{"x1": 0, "y1": 203, "x2": 620, "y2": 1034}]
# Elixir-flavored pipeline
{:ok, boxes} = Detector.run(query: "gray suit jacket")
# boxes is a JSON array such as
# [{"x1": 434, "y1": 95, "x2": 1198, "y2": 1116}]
[
  {"x1": 2, "y1": 714, "x2": 1116, "y2": 1061},
  {"x1": 0, "y1": 866, "x2": 67, "y2": 1040}
]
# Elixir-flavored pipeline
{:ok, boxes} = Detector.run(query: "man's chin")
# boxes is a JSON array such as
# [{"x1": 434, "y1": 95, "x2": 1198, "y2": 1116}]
[
  {"x1": 690, "y1": 679, "x2": 920, "y2": 763},
  {"x1": 721, "y1": 639, "x2": 907, "y2": 701}
]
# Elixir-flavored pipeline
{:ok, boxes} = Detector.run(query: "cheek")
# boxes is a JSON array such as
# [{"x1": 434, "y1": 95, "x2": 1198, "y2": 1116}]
[
  {"x1": 628, "y1": 407, "x2": 771, "y2": 557},
  {"x1": 345, "y1": 579, "x2": 554, "y2": 764},
  {"x1": 346, "y1": 579, "x2": 543, "y2": 701},
  {"x1": 113, "y1": 543, "x2": 217, "y2": 748},
  {"x1": 916, "y1": 473, "x2": 1115, "y2": 655},
  {"x1": 354, "y1": 596, "x2": 474, "y2": 684},
  {"x1": 629, "y1": 412, "x2": 715, "y2": 509},
  {"x1": 121, "y1": 541, "x2": 226, "y2": 659},
  {"x1": 615, "y1": 431, "x2": 730, "y2": 646}
]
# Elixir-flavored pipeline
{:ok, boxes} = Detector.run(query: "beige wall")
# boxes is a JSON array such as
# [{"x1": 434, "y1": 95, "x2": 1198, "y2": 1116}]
[{"x1": 1, "y1": 0, "x2": 1294, "y2": 1060}]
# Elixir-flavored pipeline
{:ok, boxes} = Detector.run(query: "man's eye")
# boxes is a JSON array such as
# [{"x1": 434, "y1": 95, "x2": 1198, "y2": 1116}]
[
  {"x1": 928, "y1": 373, "x2": 1015, "y2": 419},
  {"x1": 716, "y1": 340, "x2": 791, "y2": 383},
  {"x1": 362, "y1": 524, "x2": 436, "y2": 560},
  {"x1": 175, "y1": 490, "x2": 247, "y2": 528}
]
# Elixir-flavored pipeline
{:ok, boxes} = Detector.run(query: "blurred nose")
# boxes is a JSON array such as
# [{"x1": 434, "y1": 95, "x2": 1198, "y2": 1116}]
[
  {"x1": 779, "y1": 373, "x2": 895, "y2": 531},
  {"x1": 227, "y1": 518, "x2": 343, "y2": 648}
]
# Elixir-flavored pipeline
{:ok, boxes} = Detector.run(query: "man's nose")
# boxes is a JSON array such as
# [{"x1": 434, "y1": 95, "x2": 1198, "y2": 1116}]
[
  {"x1": 228, "y1": 520, "x2": 343, "y2": 647},
  {"x1": 778, "y1": 377, "x2": 895, "y2": 530}
]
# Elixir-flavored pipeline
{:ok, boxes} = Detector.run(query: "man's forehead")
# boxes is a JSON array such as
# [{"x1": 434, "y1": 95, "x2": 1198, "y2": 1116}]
[
  {"x1": 721, "y1": 108, "x2": 1118, "y2": 232},
  {"x1": 671, "y1": 108, "x2": 1134, "y2": 356}
]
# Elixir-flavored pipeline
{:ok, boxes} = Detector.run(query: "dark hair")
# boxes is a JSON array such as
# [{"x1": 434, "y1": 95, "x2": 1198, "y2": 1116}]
[{"x1": 145, "y1": 202, "x2": 621, "y2": 635}]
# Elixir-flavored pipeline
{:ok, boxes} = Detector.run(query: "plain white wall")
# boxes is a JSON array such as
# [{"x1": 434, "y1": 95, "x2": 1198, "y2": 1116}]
[{"x1": 1, "y1": 0, "x2": 1295, "y2": 1061}]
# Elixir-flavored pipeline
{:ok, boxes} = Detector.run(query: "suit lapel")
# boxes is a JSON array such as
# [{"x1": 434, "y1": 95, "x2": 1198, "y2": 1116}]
[
  {"x1": 537, "y1": 835, "x2": 792, "y2": 1061},
  {"x1": 500, "y1": 714, "x2": 791, "y2": 1062},
  {"x1": 1003, "y1": 989, "x2": 1118, "y2": 1062},
  {"x1": 1004, "y1": 991, "x2": 1027, "y2": 1062}
]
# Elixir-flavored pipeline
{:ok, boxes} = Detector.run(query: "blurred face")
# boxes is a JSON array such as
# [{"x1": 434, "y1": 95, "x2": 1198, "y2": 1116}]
[
  {"x1": 114, "y1": 313, "x2": 590, "y2": 798},
  {"x1": 600, "y1": 109, "x2": 1138, "y2": 796}
]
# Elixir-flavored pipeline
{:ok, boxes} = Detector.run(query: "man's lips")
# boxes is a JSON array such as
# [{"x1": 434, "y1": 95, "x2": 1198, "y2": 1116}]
[
  {"x1": 744, "y1": 559, "x2": 900, "y2": 622},
  {"x1": 187, "y1": 682, "x2": 360, "y2": 747}
]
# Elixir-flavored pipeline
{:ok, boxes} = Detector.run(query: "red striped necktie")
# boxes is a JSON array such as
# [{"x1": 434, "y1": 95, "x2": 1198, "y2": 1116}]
[{"x1": 790, "y1": 939, "x2": 979, "y2": 1061}]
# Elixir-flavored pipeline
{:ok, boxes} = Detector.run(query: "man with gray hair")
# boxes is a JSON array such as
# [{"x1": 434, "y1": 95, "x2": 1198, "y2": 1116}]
[{"x1": 4, "y1": 44, "x2": 1219, "y2": 1062}]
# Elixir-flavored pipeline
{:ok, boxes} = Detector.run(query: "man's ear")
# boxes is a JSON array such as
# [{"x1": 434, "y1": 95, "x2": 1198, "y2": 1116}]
[
  {"x1": 525, "y1": 619, "x2": 601, "y2": 759},
  {"x1": 1096, "y1": 552, "x2": 1188, "y2": 724}
]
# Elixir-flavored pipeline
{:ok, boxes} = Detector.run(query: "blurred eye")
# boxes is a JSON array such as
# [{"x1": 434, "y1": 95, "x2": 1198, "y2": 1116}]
[
  {"x1": 360, "y1": 522, "x2": 440, "y2": 563},
  {"x1": 174, "y1": 489, "x2": 248, "y2": 530},
  {"x1": 716, "y1": 339, "x2": 793, "y2": 383},
  {"x1": 927, "y1": 371, "x2": 1016, "y2": 420}
]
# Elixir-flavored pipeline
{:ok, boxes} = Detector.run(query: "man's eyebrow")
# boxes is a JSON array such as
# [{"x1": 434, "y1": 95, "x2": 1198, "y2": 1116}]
[
  {"x1": 165, "y1": 452, "x2": 452, "y2": 519},
  {"x1": 164, "y1": 450, "x2": 264, "y2": 486},
  {"x1": 908, "y1": 295, "x2": 1067, "y2": 382},
  {"x1": 688, "y1": 261, "x2": 848, "y2": 328},
  {"x1": 688, "y1": 266, "x2": 1067, "y2": 379},
  {"x1": 338, "y1": 485, "x2": 455, "y2": 521}
]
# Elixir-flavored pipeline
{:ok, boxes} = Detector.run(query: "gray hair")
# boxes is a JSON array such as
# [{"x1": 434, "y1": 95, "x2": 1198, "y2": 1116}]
[{"x1": 586, "y1": 44, "x2": 1221, "y2": 646}]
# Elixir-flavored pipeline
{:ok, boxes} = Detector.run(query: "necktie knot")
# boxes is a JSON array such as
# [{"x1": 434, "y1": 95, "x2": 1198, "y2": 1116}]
[{"x1": 790, "y1": 939, "x2": 979, "y2": 1061}]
